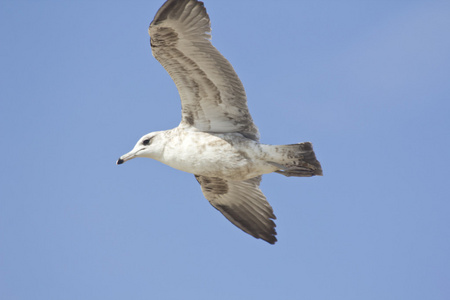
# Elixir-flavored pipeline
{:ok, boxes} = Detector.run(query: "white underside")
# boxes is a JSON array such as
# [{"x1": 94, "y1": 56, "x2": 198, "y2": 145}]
[{"x1": 154, "y1": 128, "x2": 279, "y2": 181}]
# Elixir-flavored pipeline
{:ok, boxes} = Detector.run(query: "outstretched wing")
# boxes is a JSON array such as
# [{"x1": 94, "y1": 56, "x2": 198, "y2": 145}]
[
  {"x1": 195, "y1": 175, "x2": 277, "y2": 244},
  {"x1": 149, "y1": 0, "x2": 260, "y2": 141}
]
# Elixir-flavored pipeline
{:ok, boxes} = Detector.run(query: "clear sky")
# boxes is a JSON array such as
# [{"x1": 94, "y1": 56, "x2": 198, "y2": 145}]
[{"x1": 1, "y1": 0, "x2": 450, "y2": 299}]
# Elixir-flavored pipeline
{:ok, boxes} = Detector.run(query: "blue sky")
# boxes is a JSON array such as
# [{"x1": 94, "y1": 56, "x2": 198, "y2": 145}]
[{"x1": 1, "y1": 0, "x2": 450, "y2": 299}]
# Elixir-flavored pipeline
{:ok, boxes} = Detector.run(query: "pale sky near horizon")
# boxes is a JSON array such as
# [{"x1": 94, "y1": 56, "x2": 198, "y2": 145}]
[{"x1": 1, "y1": 1, "x2": 450, "y2": 299}]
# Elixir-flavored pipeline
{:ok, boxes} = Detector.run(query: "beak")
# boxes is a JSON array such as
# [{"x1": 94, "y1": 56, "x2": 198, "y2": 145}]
[{"x1": 116, "y1": 149, "x2": 138, "y2": 165}]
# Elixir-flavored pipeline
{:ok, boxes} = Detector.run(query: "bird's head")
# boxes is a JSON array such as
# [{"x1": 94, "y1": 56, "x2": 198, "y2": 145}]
[{"x1": 116, "y1": 131, "x2": 163, "y2": 165}]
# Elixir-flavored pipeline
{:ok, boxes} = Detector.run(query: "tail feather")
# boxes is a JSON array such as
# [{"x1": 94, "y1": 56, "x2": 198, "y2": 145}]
[{"x1": 269, "y1": 142, "x2": 322, "y2": 177}]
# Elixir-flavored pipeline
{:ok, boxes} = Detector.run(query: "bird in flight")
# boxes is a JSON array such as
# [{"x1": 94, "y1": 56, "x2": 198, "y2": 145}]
[{"x1": 117, "y1": 0, "x2": 322, "y2": 244}]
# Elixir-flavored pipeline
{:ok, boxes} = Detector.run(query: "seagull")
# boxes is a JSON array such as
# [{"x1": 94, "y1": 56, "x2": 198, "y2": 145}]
[{"x1": 117, "y1": 0, "x2": 322, "y2": 244}]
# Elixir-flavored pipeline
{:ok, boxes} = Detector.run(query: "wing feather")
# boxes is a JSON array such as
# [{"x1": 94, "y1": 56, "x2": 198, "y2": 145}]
[
  {"x1": 149, "y1": 0, "x2": 260, "y2": 140},
  {"x1": 195, "y1": 175, "x2": 277, "y2": 244}
]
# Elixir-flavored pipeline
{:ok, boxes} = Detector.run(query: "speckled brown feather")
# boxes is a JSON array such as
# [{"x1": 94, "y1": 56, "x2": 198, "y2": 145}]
[{"x1": 149, "y1": 0, "x2": 260, "y2": 141}]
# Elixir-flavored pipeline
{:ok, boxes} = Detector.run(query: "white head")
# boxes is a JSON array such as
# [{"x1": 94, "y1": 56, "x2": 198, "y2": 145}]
[{"x1": 116, "y1": 131, "x2": 165, "y2": 165}]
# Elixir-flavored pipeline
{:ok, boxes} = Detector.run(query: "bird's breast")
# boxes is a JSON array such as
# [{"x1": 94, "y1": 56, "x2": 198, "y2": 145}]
[{"x1": 158, "y1": 130, "x2": 268, "y2": 180}]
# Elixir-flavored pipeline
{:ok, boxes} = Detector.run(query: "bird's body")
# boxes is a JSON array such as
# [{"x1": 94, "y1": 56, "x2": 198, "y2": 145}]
[
  {"x1": 153, "y1": 129, "x2": 277, "y2": 181},
  {"x1": 117, "y1": 0, "x2": 323, "y2": 244}
]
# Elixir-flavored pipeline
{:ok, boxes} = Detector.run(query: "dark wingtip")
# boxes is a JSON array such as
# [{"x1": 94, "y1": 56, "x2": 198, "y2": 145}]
[
  {"x1": 116, "y1": 158, "x2": 124, "y2": 165},
  {"x1": 265, "y1": 237, "x2": 277, "y2": 245}
]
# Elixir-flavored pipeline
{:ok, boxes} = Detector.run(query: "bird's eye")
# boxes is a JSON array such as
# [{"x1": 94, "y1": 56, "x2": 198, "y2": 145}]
[{"x1": 142, "y1": 138, "x2": 151, "y2": 146}]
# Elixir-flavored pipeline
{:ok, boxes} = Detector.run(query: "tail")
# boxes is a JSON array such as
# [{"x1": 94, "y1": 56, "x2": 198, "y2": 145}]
[{"x1": 268, "y1": 142, "x2": 323, "y2": 177}]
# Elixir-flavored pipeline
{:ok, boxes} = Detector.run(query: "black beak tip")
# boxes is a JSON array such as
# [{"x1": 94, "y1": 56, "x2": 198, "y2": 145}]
[{"x1": 116, "y1": 158, "x2": 124, "y2": 165}]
